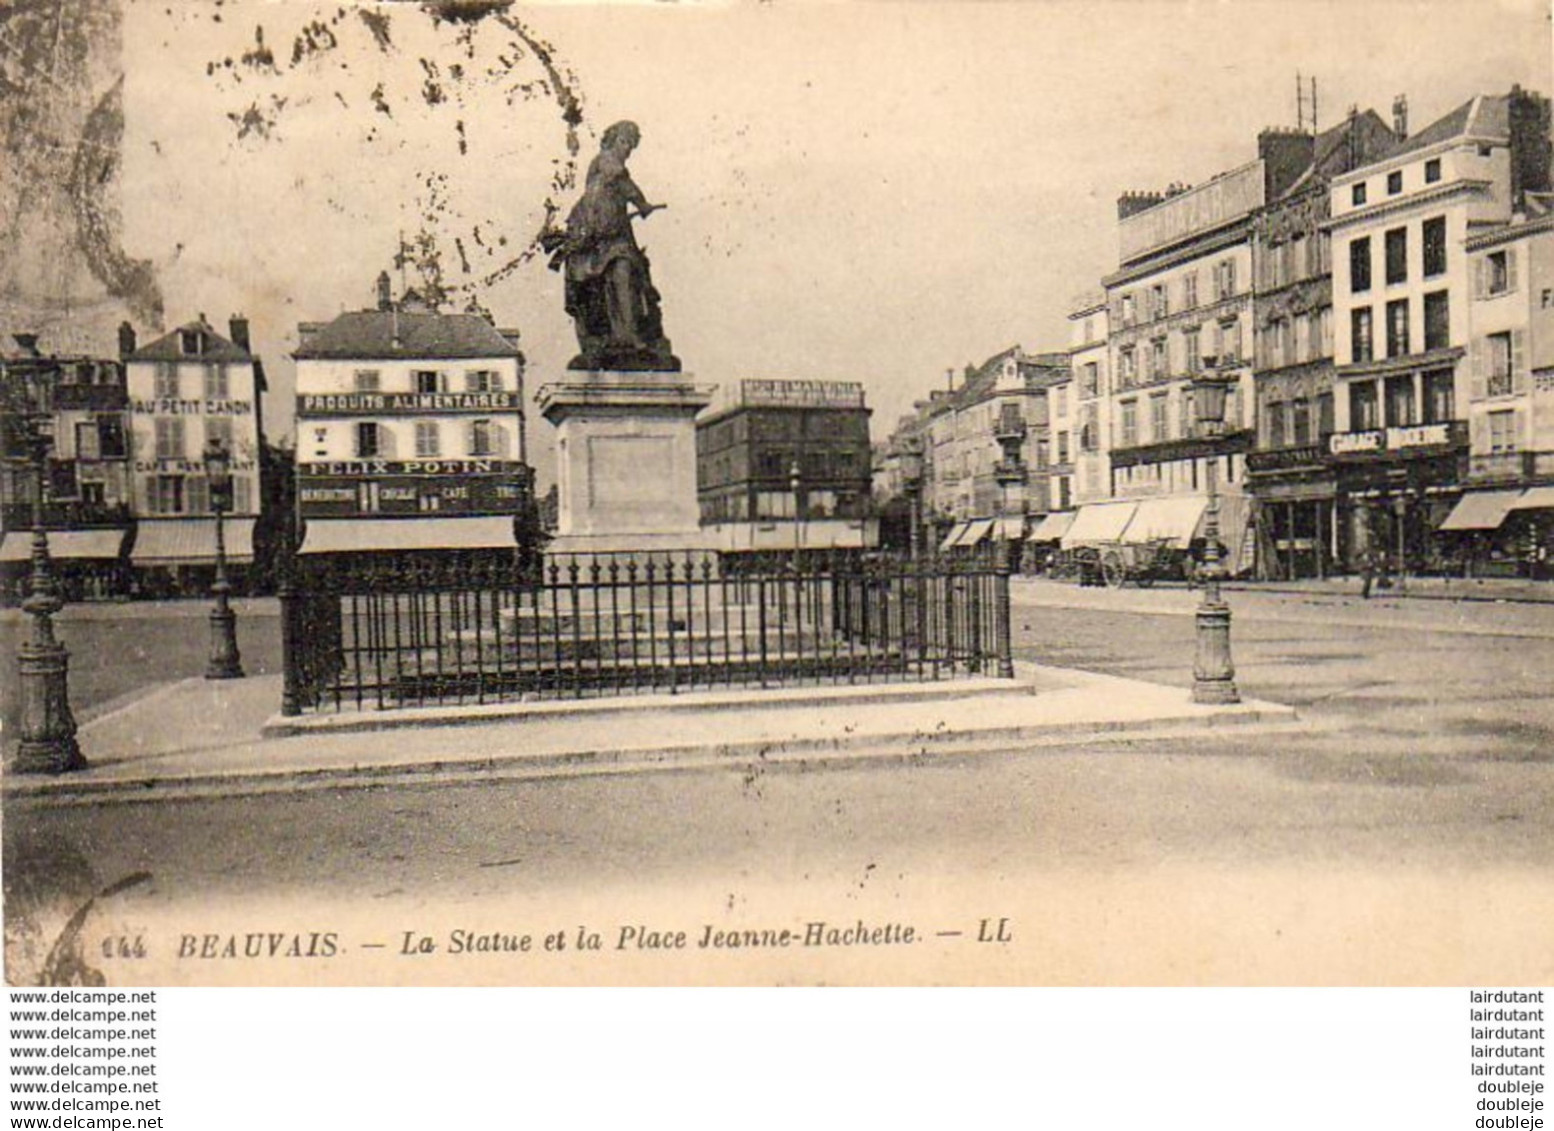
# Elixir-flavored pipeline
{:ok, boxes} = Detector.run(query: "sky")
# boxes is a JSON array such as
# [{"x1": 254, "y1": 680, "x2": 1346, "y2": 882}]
[{"x1": 116, "y1": 0, "x2": 1553, "y2": 481}]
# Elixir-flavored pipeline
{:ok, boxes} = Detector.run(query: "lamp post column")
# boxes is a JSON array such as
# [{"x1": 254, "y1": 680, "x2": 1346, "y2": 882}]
[
  {"x1": 1191, "y1": 382, "x2": 1239, "y2": 706},
  {"x1": 204, "y1": 439, "x2": 244, "y2": 680},
  {"x1": 13, "y1": 427, "x2": 84, "y2": 773}
]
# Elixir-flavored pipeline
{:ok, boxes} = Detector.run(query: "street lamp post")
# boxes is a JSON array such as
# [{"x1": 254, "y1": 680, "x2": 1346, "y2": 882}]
[
  {"x1": 1191, "y1": 375, "x2": 1240, "y2": 705},
  {"x1": 900, "y1": 441, "x2": 924, "y2": 562},
  {"x1": 789, "y1": 458, "x2": 804, "y2": 570},
  {"x1": 203, "y1": 437, "x2": 244, "y2": 680},
  {"x1": 11, "y1": 386, "x2": 85, "y2": 773}
]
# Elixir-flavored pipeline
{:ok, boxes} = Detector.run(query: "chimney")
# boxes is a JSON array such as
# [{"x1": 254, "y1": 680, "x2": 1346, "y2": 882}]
[
  {"x1": 1259, "y1": 127, "x2": 1316, "y2": 199},
  {"x1": 1116, "y1": 190, "x2": 1166, "y2": 220},
  {"x1": 376, "y1": 271, "x2": 394, "y2": 312},
  {"x1": 1508, "y1": 85, "x2": 1553, "y2": 208},
  {"x1": 118, "y1": 321, "x2": 137, "y2": 359},
  {"x1": 1392, "y1": 94, "x2": 1408, "y2": 141},
  {"x1": 12, "y1": 333, "x2": 40, "y2": 358},
  {"x1": 228, "y1": 314, "x2": 251, "y2": 353}
]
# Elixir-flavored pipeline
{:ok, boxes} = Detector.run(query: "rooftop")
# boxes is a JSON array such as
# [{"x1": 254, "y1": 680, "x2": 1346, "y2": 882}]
[{"x1": 293, "y1": 309, "x2": 523, "y2": 361}]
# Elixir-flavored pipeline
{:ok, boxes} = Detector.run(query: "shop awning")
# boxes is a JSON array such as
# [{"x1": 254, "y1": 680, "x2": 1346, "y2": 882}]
[
  {"x1": 1508, "y1": 486, "x2": 1554, "y2": 513},
  {"x1": 938, "y1": 521, "x2": 971, "y2": 552},
  {"x1": 962, "y1": 519, "x2": 995, "y2": 546},
  {"x1": 0, "y1": 529, "x2": 127, "y2": 562},
  {"x1": 1027, "y1": 511, "x2": 1076, "y2": 543},
  {"x1": 1123, "y1": 495, "x2": 1209, "y2": 548},
  {"x1": 1438, "y1": 489, "x2": 1526, "y2": 531},
  {"x1": 131, "y1": 519, "x2": 256, "y2": 565},
  {"x1": 1061, "y1": 501, "x2": 1138, "y2": 548},
  {"x1": 300, "y1": 516, "x2": 516, "y2": 555},
  {"x1": 994, "y1": 517, "x2": 1026, "y2": 541}
]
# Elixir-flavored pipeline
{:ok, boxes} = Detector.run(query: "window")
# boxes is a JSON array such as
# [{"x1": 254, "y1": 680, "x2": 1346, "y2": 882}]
[
  {"x1": 470, "y1": 419, "x2": 496, "y2": 456},
  {"x1": 1150, "y1": 284, "x2": 1168, "y2": 320},
  {"x1": 153, "y1": 362, "x2": 179, "y2": 399},
  {"x1": 203, "y1": 364, "x2": 230, "y2": 399},
  {"x1": 1317, "y1": 392, "x2": 1335, "y2": 436},
  {"x1": 75, "y1": 422, "x2": 100, "y2": 461},
  {"x1": 1056, "y1": 432, "x2": 1070, "y2": 463},
  {"x1": 1387, "y1": 170, "x2": 1403, "y2": 195},
  {"x1": 1119, "y1": 400, "x2": 1139, "y2": 447},
  {"x1": 1266, "y1": 401, "x2": 1287, "y2": 448},
  {"x1": 1385, "y1": 376, "x2": 1416, "y2": 427},
  {"x1": 1488, "y1": 332, "x2": 1513, "y2": 397},
  {"x1": 755, "y1": 491, "x2": 795, "y2": 519},
  {"x1": 1183, "y1": 272, "x2": 1198, "y2": 309},
  {"x1": 205, "y1": 416, "x2": 233, "y2": 453},
  {"x1": 1350, "y1": 381, "x2": 1380, "y2": 430},
  {"x1": 1488, "y1": 409, "x2": 1518, "y2": 453},
  {"x1": 1291, "y1": 398, "x2": 1312, "y2": 445},
  {"x1": 1150, "y1": 338, "x2": 1167, "y2": 380},
  {"x1": 1425, "y1": 158, "x2": 1442, "y2": 184},
  {"x1": 1386, "y1": 299, "x2": 1410, "y2": 358},
  {"x1": 154, "y1": 417, "x2": 185, "y2": 461},
  {"x1": 1054, "y1": 386, "x2": 1068, "y2": 418},
  {"x1": 150, "y1": 475, "x2": 184, "y2": 515},
  {"x1": 1384, "y1": 228, "x2": 1407, "y2": 285},
  {"x1": 233, "y1": 477, "x2": 253, "y2": 515},
  {"x1": 1119, "y1": 346, "x2": 1136, "y2": 388},
  {"x1": 1184, "y1": 328, "x2": 1201, "y2": 372},
  {"x1": 1351, "y1": 307, "x2": 1374, "y2": 363},
  {"x1": 1294, "y1": 314, "x2": 1312, "y2": 363},
  {"x1": 1423, "y1": 370, "x2": 1454, "y2": 423},
  {"x1": 1486, "y1": 250, "x2": 1513, "y2": 295},
  {"x1": 1216, "y1": 259, "x2": 1237, "y2": 300},
  {"x1": 1319, "y1": 308, "x2": 1334, "y2": 357},
  {"x1": 414, "y1": 421, "x2": 440, "y2": 457},
  {"x1": 353, "y1": 369, "x2": 382, "y2": 392},
  {"x1": 1267, "y1": 319, "x2": 1287, "y2": 368},
  {"x1": 413, "y1": 370, "x2": 442, "y2": 394},
  {"x1": 179, "y1": 329, "x2": 202, "y2": 356},
  {"x1": 186, "y1": 475, "x2": 210, "y2": 516},
  {"x1": 1220, "y1": 318, "x2": 1241, "y2": 363},
  {"x1": 1291, "y1": 234, "x2": 1308, "y2": 280},
  {"x1": 356, "y1": 422, "x2": 382, "y2": 458},
  {"x1": 1352, "y1": 182, "x2": 1367, "y2": 206},
  {"x1": 1350, "y1": 238, "x2": 1371, "y2": 293},
  {"x1": 1423, "y1": 291, "x2": 1450, "y2": 351},
  {"x1": 99, "y1": 417, "x2": 126, "y2": 458},
  {"x1": 1121, "y1": 293, "x2": 1136, "y2": 326},
  {"x1": 465, "y1": 369, "x2": 501, "y2": 393},
  {"x1": 1423, "y1": 216, "x2": 1447, "y2": 277},
  {"x1": 1080, "y1": 362, "x2": 1099, "y2": 398},
  {"x1": 1149, "y1": 394, "x2": 1169, "y2": 443}
]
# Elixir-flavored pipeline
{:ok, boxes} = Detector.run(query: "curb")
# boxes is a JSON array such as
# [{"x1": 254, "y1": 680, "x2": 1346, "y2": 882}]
[{"x1": 4, "y1": 699, "x2": 1298, "y2": 808}]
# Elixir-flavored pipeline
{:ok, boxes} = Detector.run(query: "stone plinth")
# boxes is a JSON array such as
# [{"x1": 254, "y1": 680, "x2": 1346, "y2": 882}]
[{"x1": 537, "y1": 369, "x2": 717, "y2": 556}]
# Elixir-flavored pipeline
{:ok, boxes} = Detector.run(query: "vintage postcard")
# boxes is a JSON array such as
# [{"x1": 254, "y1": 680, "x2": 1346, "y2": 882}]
[{"x1": 2, "y1": 0, "x2": 1552, "y2": 988}]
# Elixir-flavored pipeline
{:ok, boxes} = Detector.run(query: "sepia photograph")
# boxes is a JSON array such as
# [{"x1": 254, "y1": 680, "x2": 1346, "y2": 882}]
[{"x1": 2, "y1": 0, "x2": 1553, "y2": 989}]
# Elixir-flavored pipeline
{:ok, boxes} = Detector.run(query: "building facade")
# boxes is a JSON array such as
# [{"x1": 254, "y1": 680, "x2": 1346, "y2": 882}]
[
  {"x1": 1247, "y1": 112, "x2": 1397, "y2": 579},
  {"x1": 696, "y1": 379, "x2": 875, "y2": 556},
  {"x1": 0, "y1": 334, "x2": 133, "y2": 600},
  {"x1": 1068, "y1": 292, "x2": 1111, "y2": 507},
  {"x1": 292, "y1": 284, "x2": 530, "y2": 562},
  {"x1": 123, "y1": 316, "x2": 266, "y2": 594},
  {"x1": 1327, "y1": 89, "x2": 1550, "y2": 575}
]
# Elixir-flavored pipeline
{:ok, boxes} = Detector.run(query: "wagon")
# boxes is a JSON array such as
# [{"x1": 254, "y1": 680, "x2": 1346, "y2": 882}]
[{"x1": 1085, "y1": 538, "x2": 1189, "y2": 589}]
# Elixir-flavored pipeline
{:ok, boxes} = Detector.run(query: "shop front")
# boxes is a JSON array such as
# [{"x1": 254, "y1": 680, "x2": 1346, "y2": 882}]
[
  {"x1": 1327, "y1": 421, "x2": 1467, "y2": 576},
  {"x1": 1246, "y1": 441, "x2": 1335, "y2": 580}
]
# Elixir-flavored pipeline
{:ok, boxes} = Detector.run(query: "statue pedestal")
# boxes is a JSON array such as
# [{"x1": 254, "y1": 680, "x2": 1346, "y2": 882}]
[{"x1": 538, "y1": 369, "x2": 718, "y2": 557}]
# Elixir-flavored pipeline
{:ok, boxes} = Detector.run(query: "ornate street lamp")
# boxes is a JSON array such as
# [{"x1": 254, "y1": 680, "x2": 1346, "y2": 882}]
[
  {"x1": 203, "y1": 437, "x2": 244, "y2": 679},
  {"x1": 789, "y1": 457, "x2": 804, "y2": 568},
  {"x1": 1191, "y1": 374, "x2": 1240, "y2": 705},
  {"x1": 11, "y1": 371, "x2": 85, "y2": 773}
]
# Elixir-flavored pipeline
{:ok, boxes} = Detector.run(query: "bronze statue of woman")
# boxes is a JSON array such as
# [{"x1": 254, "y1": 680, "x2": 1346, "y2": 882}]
[{"x1": 546, "y1": 121, "x2": 680, "y2": 371}]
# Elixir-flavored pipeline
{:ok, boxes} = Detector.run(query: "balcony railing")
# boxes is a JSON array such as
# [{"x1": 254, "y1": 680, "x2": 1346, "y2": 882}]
[
  {"x1": 0, "y1": 501, "x2": 134, "y2": 529},
  {"x1": 1468, "y1": 451, "x2": 1537, "y2": 482}
]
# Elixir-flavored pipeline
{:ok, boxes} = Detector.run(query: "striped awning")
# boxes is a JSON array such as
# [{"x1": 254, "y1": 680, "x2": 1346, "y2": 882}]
[
  {"x1": 300, "y1": 516, "x2": 516, "y2": 555},
  {"x1": 962, "y1": 519, "x2": 995, "y2": 546},
  {"x1": 0, "y1": 529, "x2": 127, "y2": 562},
  {"x1": 131, "y1": 519, "x2": 256, "y2": 565},
  {"x1": 1027, "y1": 511, "x2": 1076, "y2": 542},
  {"x1": 1123, "y1": 495, "x2": 1209, "y2": 548},
  {"x1": 1508, "y1": 486, "x2": 1554, "y2": 513},
  {"x1": 939, "y1": 521, "x2": 971, "y2": 551},
  {"x1": 994, "y1": 517, "x2": 1026, "y2": 541}
]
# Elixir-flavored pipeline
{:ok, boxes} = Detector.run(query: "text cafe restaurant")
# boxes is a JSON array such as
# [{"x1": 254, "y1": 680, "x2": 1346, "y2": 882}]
[{"x1": 1328, "y1": 418, "x2": 1468, "y2": 571}]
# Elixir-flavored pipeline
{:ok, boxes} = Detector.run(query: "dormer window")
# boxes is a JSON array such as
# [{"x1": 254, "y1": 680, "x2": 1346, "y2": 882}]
[
  {"x1": 179, "y1": 329, "x2": 203, "y2": 356},
  {"x1": 1425, "y1": 158, "x2": 1442, "y2": 184},
  {"x1": 1352, "y1": 183, "x2": 1367, "y2": 207},
  {"x1": 1386, "y1": 170, "x2": 1403, "y2": 195}
]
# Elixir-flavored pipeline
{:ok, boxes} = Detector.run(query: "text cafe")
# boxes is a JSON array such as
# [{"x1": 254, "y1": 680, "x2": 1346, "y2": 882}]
[
  {"x1": 1327, "y1": 421, "x2": 1468, "y2": 575},
  {"x1": 296, "y1": 459, "x2": 532, "y2": 518}
]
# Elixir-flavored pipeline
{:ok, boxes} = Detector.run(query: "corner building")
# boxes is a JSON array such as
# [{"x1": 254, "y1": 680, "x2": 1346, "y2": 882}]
[{"x1": 292, "y1": 285, "x2": 530, "y2": 563}]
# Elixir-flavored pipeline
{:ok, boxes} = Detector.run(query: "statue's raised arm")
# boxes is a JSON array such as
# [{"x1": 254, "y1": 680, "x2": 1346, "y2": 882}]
[{"x1": 546, "y1": 121, "x2": 679, "y2": 372}]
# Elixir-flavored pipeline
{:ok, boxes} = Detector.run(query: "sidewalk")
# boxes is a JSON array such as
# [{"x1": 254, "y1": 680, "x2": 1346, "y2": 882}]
[
  {"x1": 1224, "y1": 575, "x2": 1554, "y2": 604},
  {"x1": 3, "y1": 664, "x2": 1295, "y2": 805}
]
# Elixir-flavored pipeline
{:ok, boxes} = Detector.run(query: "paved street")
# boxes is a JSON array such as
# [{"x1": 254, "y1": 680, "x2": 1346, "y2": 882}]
[{"x1": 4, "y1": 582, "x2": 1552, "y2": 984}]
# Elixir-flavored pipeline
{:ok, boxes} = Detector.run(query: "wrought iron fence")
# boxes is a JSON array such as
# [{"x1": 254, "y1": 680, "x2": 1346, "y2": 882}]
[{"x1": 279, "y1": 549, "x2": 1012, "y2": 715}]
